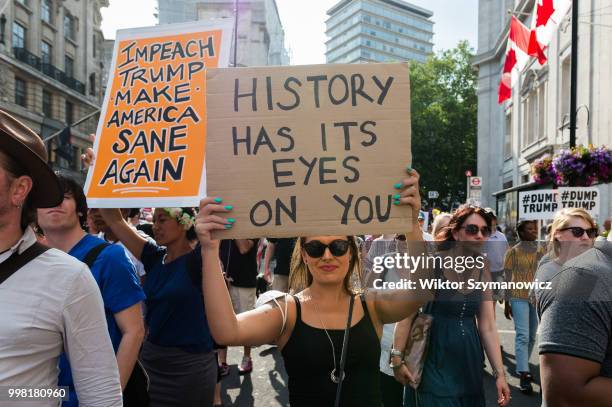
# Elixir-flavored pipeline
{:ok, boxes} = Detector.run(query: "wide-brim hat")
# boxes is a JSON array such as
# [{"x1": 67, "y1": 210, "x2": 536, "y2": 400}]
[{"x1": 0, "y1": 109, "x2": 63, "y2": 208}]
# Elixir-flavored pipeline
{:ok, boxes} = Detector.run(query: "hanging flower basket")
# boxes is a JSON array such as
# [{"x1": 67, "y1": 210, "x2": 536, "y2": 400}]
[
  {"x1": 531, "y1": 145, "x2": 612, "y2": 187},
  {"x1": 531, "y1": 154, "x2": 555, "y2": 185}
]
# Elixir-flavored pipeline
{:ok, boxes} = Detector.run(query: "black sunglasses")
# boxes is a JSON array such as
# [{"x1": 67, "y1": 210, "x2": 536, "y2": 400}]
[
  {"x1": 461, "y1": 224, "x2": 491, "y2": 237},
  {"x1": 559, "y1": 227, "x2": 598, "y2": 239},
  {"x1": 303, "y1": 239, "x2": 350, "y2": 258}
]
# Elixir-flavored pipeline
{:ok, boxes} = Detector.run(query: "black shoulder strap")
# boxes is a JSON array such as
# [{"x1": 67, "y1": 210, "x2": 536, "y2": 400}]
[
  {"x1": 0, "y1": 242, "x2": 49, "y2": 285},
  {"x1": 334, "y1": 294, "x2": 355, "y2": 407},
  {"x1": 359, "y1": 293, "x2": 371, "y2": 320},
  {"x1": 291, "y1": 295, "x2": 302, "y2": 321},
  {"x1": 83, "y1": 242, "x2": 111, "y2": 269}
]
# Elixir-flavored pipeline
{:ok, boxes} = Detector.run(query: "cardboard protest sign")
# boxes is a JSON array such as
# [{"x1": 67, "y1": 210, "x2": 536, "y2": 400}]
[
  {"x1": 519, "y1": 187, "x2": 600, "y2": 220},
  {"x1": 206, "y1": 63, "x2": 413, "y2": 238},
  {"x1": 85, "y1": 21, "x2": 232, "y2": 207}
]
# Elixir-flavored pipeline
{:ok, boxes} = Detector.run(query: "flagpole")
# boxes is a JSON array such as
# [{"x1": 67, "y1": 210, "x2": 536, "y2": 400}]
[
  {"x1": 569, "y1": 0, "x2": 578, "y2": 148},
  {"x1": 233, "y1": 0, "x2": 239, "y2": 67},
  {"x1": 41, "y1": 109, "x2": 100, "y2": 143}
]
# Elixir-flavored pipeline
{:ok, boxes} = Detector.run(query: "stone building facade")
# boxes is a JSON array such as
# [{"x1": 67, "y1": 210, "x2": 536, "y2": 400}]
[
  {"x1": 473, "y1": 0, "x2": 611, "y2": 229},
  {"x1": 157, "y1": 0, "x2": 289, "y2": 67},
  {"x1": 0, "y1": 0, "x2": 107, "y2": 181}
]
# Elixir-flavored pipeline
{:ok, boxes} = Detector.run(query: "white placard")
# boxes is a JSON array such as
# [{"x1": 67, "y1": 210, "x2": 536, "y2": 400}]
[{"x1": 519, "y1": 187, "x2": 600, "y2": 221}]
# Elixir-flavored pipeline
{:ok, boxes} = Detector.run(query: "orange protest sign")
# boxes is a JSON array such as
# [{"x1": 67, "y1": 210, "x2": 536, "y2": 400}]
[{"x1": 85, "y1": 21, "x2": 232, "y2": 208}]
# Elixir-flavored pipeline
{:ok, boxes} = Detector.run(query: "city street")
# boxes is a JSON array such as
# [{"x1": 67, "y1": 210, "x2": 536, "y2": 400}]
[
  {"x1": 219, "y1": 303, "x2": 542, "y2": 407},
  {"x1": 2, "y1": 0, "x2": 608, "y2": 405}
]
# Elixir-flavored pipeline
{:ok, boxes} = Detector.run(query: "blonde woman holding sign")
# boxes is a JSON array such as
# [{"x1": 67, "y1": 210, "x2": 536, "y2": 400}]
[{"x1": 195, "y1": 169, "x2": 446, "y2": 407}]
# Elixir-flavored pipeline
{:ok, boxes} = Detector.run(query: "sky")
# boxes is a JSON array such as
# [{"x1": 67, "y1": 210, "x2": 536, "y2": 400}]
[{"x1": 101, "y1": 0, "x2": 478, "y2": 65}]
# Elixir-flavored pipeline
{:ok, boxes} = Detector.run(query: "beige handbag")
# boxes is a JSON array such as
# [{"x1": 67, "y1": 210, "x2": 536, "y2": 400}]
[{"x1": 403, "y1": 308, "x2": 434, "y2": 389}]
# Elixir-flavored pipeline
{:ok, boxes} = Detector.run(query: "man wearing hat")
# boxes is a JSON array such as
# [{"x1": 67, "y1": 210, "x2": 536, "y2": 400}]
[{"x1": 0, "y1": 110, "x2": 122, "y2": 406}]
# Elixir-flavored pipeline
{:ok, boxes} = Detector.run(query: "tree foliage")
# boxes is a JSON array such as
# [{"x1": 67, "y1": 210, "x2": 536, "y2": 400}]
[{"x1": 410, "y1": 41, "x2": 477, "y2": 210}]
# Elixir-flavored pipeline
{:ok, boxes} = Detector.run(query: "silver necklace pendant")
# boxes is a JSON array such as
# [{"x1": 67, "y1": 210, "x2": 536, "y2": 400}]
[{"x1": 331, "y1": 369, "x2": 344, "y2": 384}]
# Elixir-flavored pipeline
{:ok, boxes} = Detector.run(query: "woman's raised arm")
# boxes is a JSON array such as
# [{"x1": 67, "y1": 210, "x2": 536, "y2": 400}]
[{"x1": 196, "y1": 197, "x2": 290, "y2": 346}]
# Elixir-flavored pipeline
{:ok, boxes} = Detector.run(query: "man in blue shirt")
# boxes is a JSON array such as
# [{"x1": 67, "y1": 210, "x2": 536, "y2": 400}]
[{"x1": 37, "y1": 174, "x2": 145, "y2": 406}]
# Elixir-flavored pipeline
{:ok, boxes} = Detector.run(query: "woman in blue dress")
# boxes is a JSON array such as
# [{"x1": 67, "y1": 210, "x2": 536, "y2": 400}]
[
  {"x1": 99, "y1": 206, "x2": 217, "y2": 407},
  {"x1": 396, "y1": 205, "x2": 510, "y2": 407}
]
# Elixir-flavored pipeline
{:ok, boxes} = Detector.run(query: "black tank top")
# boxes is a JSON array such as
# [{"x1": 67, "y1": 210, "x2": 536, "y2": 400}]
[{"x1": 281, "y1": 294, "x2": 382, "y2": 407}]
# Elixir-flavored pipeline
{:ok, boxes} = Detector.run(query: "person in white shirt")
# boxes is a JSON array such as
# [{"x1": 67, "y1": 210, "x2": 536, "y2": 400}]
[
  {"x1": 418, "y1": 211, "x2": 433, "y2": 241},
  {"x1": 0, "y1": 109, "x2": 122, "y2": 407},
  {"x1": 483, "y1": 208, "x2": 510, "y2": 318}
]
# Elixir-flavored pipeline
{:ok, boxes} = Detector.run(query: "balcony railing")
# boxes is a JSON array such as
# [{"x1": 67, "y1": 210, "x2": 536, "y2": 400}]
[
  {"x1": 13, "y1": 46, "x2": 40, "y2": 69},
  {"x1": 13, "y1": 47, "x2": 85, "y2": 94}
]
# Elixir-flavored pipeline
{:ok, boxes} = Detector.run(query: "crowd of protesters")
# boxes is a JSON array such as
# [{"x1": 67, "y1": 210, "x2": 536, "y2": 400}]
[{"x1": 1, "y1": 108, "x2": 611, "y2": 407}]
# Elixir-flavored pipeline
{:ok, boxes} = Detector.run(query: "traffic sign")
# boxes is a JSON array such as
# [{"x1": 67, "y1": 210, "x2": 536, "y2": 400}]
[
  {"x1": 467, "y1": 176, "x2": 483, "y2": 207},
  {"x1": 428, "y1": 191, "x2": 439, "y2": 199}
]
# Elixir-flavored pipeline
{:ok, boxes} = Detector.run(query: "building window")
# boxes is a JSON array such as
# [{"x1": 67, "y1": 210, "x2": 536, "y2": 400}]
[
  {"x1": 89, "y1": 73, "x2": 96, "y2": 96},
  {"x1": 560, "y1": 57, "x2": 570, "y2": 126},
  {"x1": 65, "y1": 55, "x2": 74, "y2": 77},
  {"x1": 522, "y1": 80, "x2": 546, "y2": 147},
  {"x1": 65, "y1": 100, "x2": 73, "y2": 124},
  {"x1": 363, "y1": 15, "x2": 371, "y2": 23},
  {"x1": 41, "y1": 41, "x2": 52, "y2": 64},
  {"x1": 538, "y1": 83, "x2": 546, "y2": 139},
  {"x1": 15, "y1": 78, "x2": 27, "y2": 107},
  {"x1": 64, "y1": 13, "x2": 76, "y2": 41},
  {"x1": 523, "y1": 93, "x2": 535, "y2": 146},
  {"x1": 71, "y1": 146, "x2": 79, "y2": 170},
  {"x1": 16, "y1": 0, "x2": 28, "y2": 5},
  {"x1": 504, "y1": 112, "x2": 512, "y2": 158},
  {"x1": 48, "y1": 139, "x2": 56, "y2": 163},
  {"x1": 12, "y1": 22, "x2": 26, "y2": 48},
  {"x1": 43, "y1": 90, "x2": 52, "y2": 117},
  {"x1": 41, "y1": 0, "x2": 52, "y2": 24}
]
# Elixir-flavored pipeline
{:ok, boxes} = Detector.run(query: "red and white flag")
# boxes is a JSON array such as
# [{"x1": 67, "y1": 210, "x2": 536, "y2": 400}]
[
  {"x1": 528, "y1": 0, "x2": 572, "y2": 64},
  {"x1": 498, "y1": 16, "x2": 532, "y2": 103}
]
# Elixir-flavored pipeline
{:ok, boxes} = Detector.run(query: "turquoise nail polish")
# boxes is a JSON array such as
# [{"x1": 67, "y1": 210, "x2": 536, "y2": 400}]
[
  {"x1": 406, "y1": 166, "x2": 413, "y2": 172},
  {"x1": 393, "y1": 200, "x2": 401, "y2": 205},
  {"x1": 224, "y1": 224, "x2": 233, "y2": 229},
  {"x1": 393, "y1": 194, "x2": 400, "y2": 200},
  {"x1": 214, "y1": 197, "x2": 222, "y2": 203},
  {"x1": 227, "y1": 218, "x2": 236, "y2": 223},
  {"x1": 394, "y1": 182, "x2": 402, "y2": 189},
  {"x1": 224, "y1": 205, "x2": 233, "y2": 210}
]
